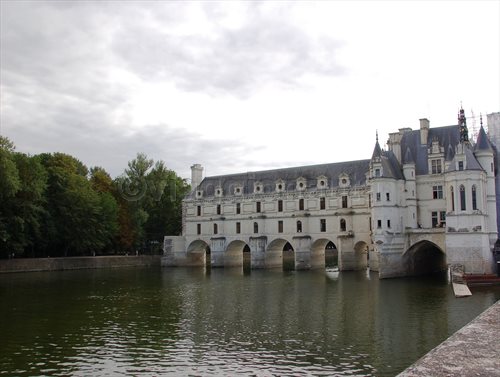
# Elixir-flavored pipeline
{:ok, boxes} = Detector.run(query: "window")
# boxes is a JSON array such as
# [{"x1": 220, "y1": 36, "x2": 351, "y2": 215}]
[
  {"x1": 342, "y1": 196, "x2": 348, "y2": 208},
  {"x1": 377, "y1": 220, "x2": 382, "y2": 229},
  {"x1": 320, "y1": 197, "x2": 326, "y2": 210},
  {"x1": 386, "y1": 193, "x2": 390, "y2": 201},
  {"x1": 375, "y1": 168, "x2": 380, "y2": 177},
  {"x1": 213, "y1": 224, "x2": 218, "y2": 234},
  {"x1": 278, "y1": 221, "x2": 283, "y2": 233},
  {"x1": 299, "y1": 198, "x2": 304, "y2": 211},
  {"x1": 236, "y1": 203, "x2": 241, "y2": 214},
  {"x1": 440, "y1": 211, "x2": 446, "y2": 225},
  {"x1": 253, "y1": 222, "x2": 258, "y2": 234},
  {"x1": 460, "y1": 185, "x2": 466, "y2": 210},
  {"x1": 431, "y1": 159, "x2": 442, "y2": 174},
  {"x1": 472, "y1": 185, "x2": 477, "y2": 210},
  {"x1": 387, "y1": 219, "x2": 391, "y2": 228},
  {"x1": 197, "y1": 224, "x2": 201, "y2": 235},
  {"x1": 197, "y1": 206, "x2": 201, "y2": 216},
  {"x1": 432, "y1": 185, "x2": 443, "y2": 199},
  {"x1": 296, "y1": 220, "x2": 302, "y2": 233},
  {"x1": 458, "y1": 161, "x2": 464, "y2": 171},
  {"x1": 369, "y1": 217, "x2": 372, "y2": 231},
  {"x1": 451, "y1": 187, "x2": 455, "y2": 211},
  {"x1": 491, "y1": 162, "x2": 494, "y2": 173},
  {"x1": 432, "y1": 211, "x2": 438, "y2": 228},
  {"x1": 278, "y1": 200, "x2": 283, "y2": 212},
  {"x1": 217, "y1": 204, "x2": 221, "y2": 215},
  {"x1": 320, "y1": 219, "x2": 326, "y2": 232},
  {"x1": 256, "y1": 201, "x2": 261, "y2": 213},
  {"x1": 340, "y1": 218, "x2": 346, "y2": 232},
  {"x1": 376, "y1": 192, "x2": 381, "y2": 201},
  {"x1": 236, "y1": 222, "x2": 241, "y2": 234}
]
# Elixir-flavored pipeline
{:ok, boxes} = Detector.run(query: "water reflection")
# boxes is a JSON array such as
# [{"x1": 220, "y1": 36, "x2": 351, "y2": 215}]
[{"x1": 0, "y1": 267, "x2": 499, "y2": 376}]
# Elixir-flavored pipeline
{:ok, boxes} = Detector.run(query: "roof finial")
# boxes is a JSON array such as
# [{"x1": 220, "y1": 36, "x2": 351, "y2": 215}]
[
  {"x1": 376, "y1": 130, "x2": 379, "y2": 142},
  {"x1": 480, "y1": 113, "x2": 483, "y2": 128}
]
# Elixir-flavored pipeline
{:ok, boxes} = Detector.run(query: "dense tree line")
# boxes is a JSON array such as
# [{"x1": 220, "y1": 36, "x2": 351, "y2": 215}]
[{"x1": 0, "y1": 136, "x2": 190, "y2": 258}]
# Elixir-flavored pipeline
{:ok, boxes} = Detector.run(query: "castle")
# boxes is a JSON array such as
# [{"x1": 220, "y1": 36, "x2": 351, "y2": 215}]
[{"x1": 163, "y1": 109, "x2": 500, "y2": 277}]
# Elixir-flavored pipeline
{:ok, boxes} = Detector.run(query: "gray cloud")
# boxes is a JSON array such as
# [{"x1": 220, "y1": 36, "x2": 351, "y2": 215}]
[{"x1": 0, "y1": 2, "x2": 345, "y2": 179}]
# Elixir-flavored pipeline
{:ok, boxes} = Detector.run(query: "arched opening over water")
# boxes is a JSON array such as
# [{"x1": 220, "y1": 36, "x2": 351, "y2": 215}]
[
  {"x1": 243, "y1": 244, "x2": 251, "y2": 271},
  {"x1": 266, "y1": 238, "x2": 293, "y2": 269},
  {"x1": 187, "y1": 240, "x2": 211, "y2": 267},
  {"x1": 225, "y1": 240, "x2": 249, "y2": 268},
  {"x1": 403, "y1": 240, "x2": 447, "y2": 276},
  {"x1": 354, "y1": 241, "x2": 369, "y2": 270},
  {"x1": 311, "y1": 238, "x2": 338, "y2": 269}
]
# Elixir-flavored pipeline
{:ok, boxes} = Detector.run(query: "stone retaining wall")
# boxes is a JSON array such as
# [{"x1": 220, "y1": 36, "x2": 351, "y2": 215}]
[{"x1": 0, "y1": 255, "x2": 161, "y2": 273}]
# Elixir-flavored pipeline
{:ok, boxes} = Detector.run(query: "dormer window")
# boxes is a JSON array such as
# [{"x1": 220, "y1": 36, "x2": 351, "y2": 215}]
[
  {"x1": 254, "y1": 182, "x2": 263, "y2": 194},
  {"x1": 431, "y1": 159, "x2": 442, "y2": 174},
  {"x1": 339, "y1": 174, "x2": 350, "y2": 187},
  {"x1": 375, "y1": 168, "x2": 381, "y2": 177},
  {"x1": 234, "y1": 185, "x2": 243, "y2": 196},
  {"x1": 215, "y1": 186, "x2": 223, "y2": 197},
  {"x1": 317, "y1": 176, "x2": 328, "y2": 189},
  {"x1": 196, "y1": 190, "x2": 203, "y2": 198},
  {"x1": 296, "y1": 177, "x2": 307, "y2": 191},
  {"x1": 275, "y1": 179, "x2": 285, "y2": 193},
  {"x1": 458, "y1": 161, "x2": 464, "y2": 171}
]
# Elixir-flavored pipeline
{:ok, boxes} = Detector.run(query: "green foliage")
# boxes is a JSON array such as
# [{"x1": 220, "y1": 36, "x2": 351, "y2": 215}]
[{"x1": 0, "y1": 143, "x2": 187, "y2": 258}]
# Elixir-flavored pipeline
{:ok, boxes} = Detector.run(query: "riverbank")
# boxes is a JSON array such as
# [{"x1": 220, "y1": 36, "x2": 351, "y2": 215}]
[
  {"x1": 0, "y1": 255, "x2": 161, "y2": 273},
  {"x1": 398, "y1": 299, "x2": 500, "y2": 376}
]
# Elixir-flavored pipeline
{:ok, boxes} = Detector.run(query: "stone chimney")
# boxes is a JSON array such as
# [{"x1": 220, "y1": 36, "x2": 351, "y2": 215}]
[
  {"x1": 420, "y1": 118, "x2": 430, "y2": 145},
  {"x1": 191, "y1": 164, "x2": 203, "y2": 190}
]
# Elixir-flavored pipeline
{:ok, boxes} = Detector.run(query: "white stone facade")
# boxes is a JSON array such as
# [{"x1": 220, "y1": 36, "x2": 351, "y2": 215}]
[{"x1": 164, "y1": 111, "x2": 499, "y2": 277}]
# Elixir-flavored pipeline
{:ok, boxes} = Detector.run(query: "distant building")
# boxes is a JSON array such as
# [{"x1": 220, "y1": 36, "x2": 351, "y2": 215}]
[{"x1": 164, "y1": 108, "x2": 499, "y2": 277}]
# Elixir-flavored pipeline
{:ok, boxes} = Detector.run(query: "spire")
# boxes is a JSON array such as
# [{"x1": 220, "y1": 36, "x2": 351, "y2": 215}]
[
  {"x1": 372, "y1": 131, "x2": 382, "y2": 160},
  {"x1": 474, "y1": 124, "x2": 494, "y2": 153},
  {"x1": 458, "y1": 106, "x2": 469, "y2": 144}
]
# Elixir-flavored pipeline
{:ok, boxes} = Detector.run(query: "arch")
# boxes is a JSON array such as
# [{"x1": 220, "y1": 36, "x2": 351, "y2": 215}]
[
  {"x1": 311, "y1": 238, "x2": 337, "y2": 269},
  {"x1": 354, "y1": 241, "x2": 369, "y2": 270},
  {"x1": 187, "y1": 240, "x2": 211, "y2": 266},
  {"x1": 225, "y1": 240, "x2": 249, "y2": 267},
  {"x1": 403, "y1": 240, "x2": 446, "y2": 276},
  {"x1": 266, "y1": 238, "x2": 293, "y2": 269}
]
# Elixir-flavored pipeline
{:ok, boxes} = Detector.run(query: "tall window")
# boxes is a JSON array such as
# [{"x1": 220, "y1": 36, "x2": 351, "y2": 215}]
[
  {"x1": 458, "y1": 161, "x2": 464, "y2": 171},
  {"x1": 278, "y1": 200, "x2": 283, "y2": 212},
  {"x1": 342, "y1": 196, "x2": 348, "y2": 208},
  {"x1": 450, "y1": 186, "x2": 455, "y2": 211},
  {"x1": 213, "y1": 223, "x2": 218, "y2": 234},
  {"x1": 197, "y1": 224, "x2": 201, "y2": 235},
  {"x1": 320, "y1": 197, "x2": 326, "y2": 210},
  {"x1": 236, "y1": 203, "x2": 241, "y2": 214},
  {"x1": 197, "y1": 206, "x2": 201, "y2": 216},
  {"x1": 236, "y1": 222, "x2": 241, "y2": 234},
  {"x1": 299, "y1": 198, "x2": 304, "y2": 211},
  {"x1": 256, "y1": 201, "x2": 261, "y2": 213},
  {"x1": 296, "y1": 221, "x2": 302, "y2": 233},
  {"x1": 472, "y1": 185, "x2": 477, "y2": 210},
  {"x1": 340, "y1": 218, "x2": 346, "y2": 232},
  {"x1": 375, "y1": 168, "x2": 380, "y2": 177},
  {"x1": 217, "y1": 204, "x2": 221, "y2": 215},
  {"x1": 253, "y1": 222, "x2": 258, "y2": 234},
  {"x1": 431, "y1": 159, "x2": 442, "y2": 174},
  {"x1": 433, "y1": 185, "x2": 443, "y2": 199},
  {"x1": 460, "y1": 185, "x2": 466, "y2": 210},
  {"x1": 387, "y1": 219, "x2": 391, "y2": 228},
  {"x1": 440, "y1": 211, "x2": 446, "y2": 225},
  {"x1": 376, "y1": 192, "x2": 381, "y2": 201},
  {"x1": 386, "y1": 193, "x2": 390, "y2": 201},
  {"x1": 320, "y1": 219, "x2": 326, "y2": 232},
  {"x1": 377, "y1": 220, "x2": 382, "y2": 229},
  {"x1": 278, "y1": 221, "x2": 283, "y2": 233},
  {"x1": 431, "y1": 211, "x2": 438, "y2": 228}
]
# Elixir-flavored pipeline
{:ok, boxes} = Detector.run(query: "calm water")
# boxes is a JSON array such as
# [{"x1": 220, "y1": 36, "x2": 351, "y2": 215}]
[{"x1": 1, "y1": 266, "x2": 499, "y2": 377}]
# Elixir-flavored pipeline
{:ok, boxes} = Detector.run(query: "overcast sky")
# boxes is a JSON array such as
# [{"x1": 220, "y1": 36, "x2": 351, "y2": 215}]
[{"x1": 1, "y1": 1, "x2": 499, "y2": 181}]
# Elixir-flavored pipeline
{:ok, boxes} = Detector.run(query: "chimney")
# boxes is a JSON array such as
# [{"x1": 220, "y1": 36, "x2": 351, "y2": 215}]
[
  {"x1": 191, "y1": 164, "x2": 203, "y2": 190},
  {"x1": 420, "y1": 118, "x2": 430, "y2": 145}
]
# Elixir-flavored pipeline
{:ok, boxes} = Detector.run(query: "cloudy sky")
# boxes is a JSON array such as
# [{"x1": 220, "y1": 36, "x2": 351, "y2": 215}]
[{"x1": 1, "y1": 1, "x2": 499, "y2": 180}]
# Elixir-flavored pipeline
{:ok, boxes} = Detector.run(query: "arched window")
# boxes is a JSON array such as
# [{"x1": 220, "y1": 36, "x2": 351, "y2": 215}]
[
  {"x1": 213, "y1": 223, "x2": 218, "y2": 234},
  {"x1": 299, "y1": 198, "x2": 304, "y2": 211},
  {"x1": 340, "y1": 218, "x2": 346, "y2": 232},
  {"x1": 253, "y1": 222, "x2": 258, "y2": 234},
  {"x1": 472, "y1": 185, "x2": 477, "y2": 210},
  {"x1": 296, "y1": 220, "x2": 302, "y2": 233},
  {"x1": 450, "y1": 186, "x2": 455, "y2": 211},
  {"x1": 460, "y1": 185, "x2": 466, "y2": 211}
]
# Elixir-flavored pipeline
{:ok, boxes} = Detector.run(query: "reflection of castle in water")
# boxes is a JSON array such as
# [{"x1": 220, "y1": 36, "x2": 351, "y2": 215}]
[{"x1": 164, "y1": 110, "x2": 500, "y2": 277}]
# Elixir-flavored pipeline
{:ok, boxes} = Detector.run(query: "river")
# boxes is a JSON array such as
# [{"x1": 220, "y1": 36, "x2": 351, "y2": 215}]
[{"x1": 1, "y1": 266, "x2": 499, "y2": 376}]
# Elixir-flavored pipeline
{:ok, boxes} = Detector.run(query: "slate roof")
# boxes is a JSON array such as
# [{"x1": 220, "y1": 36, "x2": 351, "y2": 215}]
[
  {"x1": 190, "y1": 159, "x2": 371, "y2": 198},
  {"x1": 474, "y1": 126, "x2": 494, "y2": 153},
  {"x1": 446, "y1": 146, "x2": 484, "y2": 172},
  {"x1": 400, "y1": 125, "x2": 461, "y2": 175}
]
